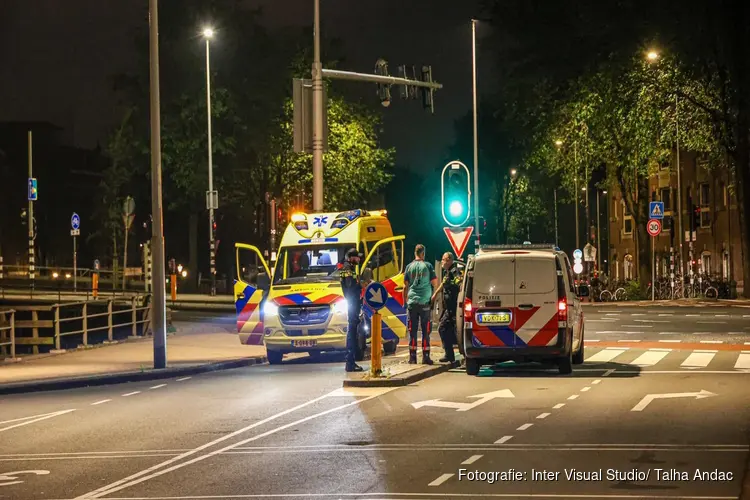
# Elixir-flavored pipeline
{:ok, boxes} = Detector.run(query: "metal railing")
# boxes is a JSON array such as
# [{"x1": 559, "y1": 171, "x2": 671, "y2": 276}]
[
  {"x1": 0, "y1": 309, "x2": 16, "y2": 359},
  {"x1": 52, "y1": 297, "x2": 151, "y2": 351}
]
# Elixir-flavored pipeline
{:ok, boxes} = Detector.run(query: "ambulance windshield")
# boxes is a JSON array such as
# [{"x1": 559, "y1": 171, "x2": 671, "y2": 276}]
[{"x1": 273, "y1": 245, "x2": 350, "y2": 285}]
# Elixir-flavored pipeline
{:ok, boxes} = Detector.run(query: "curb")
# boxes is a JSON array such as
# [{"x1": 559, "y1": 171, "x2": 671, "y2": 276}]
[
  {"x1": 343, "y1": 363, "x2": 453, "y2": 387},
  {"x1": 0, "y1": 356, "x2": 267, "y2": 395}
]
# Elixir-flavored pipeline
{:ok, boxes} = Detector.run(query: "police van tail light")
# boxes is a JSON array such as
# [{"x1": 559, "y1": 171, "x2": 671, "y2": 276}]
[
  {"x1": 557, "y1": 298, "x2": 568, "y2": 322},
  {"x1": 463, "y1": 298, "x2": 473, "y2": 324}
]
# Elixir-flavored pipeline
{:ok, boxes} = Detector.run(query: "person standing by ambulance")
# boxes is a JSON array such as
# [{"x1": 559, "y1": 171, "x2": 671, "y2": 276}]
[
  {"x1": 403, "y1": 244, "x2": 438, "y2": 365},
  {"x1": 432, "y1": 252, "x2": 461, "y2": 365},
  {"x1": 340, "y1": 248, "x2": 364, "y2": 372}
]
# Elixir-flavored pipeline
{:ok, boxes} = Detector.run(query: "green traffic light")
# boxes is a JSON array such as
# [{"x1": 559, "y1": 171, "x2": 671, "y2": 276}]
[{"x1": 449, "y1": 201, "x2": 463, "y2": 218}]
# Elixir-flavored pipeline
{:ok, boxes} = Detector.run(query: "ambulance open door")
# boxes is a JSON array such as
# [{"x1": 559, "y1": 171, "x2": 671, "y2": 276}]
[
  {"x1": 234, "y1": 243, "x2": 271, "y2": 345},
  {"x1": 361, "y1": 235, "x2": 407, "y2": 345}
]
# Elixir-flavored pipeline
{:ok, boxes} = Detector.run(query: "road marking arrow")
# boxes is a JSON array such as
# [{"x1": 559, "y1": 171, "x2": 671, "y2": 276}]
[
  {"x1": 631, "y1": 390, "x2": 716, "y2": 412},
  {"x1": 411, "y1": 389, "x2": 515, "y2": 412}
]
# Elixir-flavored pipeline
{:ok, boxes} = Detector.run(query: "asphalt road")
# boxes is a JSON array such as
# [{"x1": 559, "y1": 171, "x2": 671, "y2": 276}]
[{"x1": 1, "y1": 304, "x2": 749, "y2": 500}]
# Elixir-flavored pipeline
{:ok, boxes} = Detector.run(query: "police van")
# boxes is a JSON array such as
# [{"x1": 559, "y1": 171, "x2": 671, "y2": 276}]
[
  {"x1": 234, "y1": 209, "x2": 407, "y2": 364},
  {"x1": 458, "y1": 244, "x2": 588, "y2": 375}
]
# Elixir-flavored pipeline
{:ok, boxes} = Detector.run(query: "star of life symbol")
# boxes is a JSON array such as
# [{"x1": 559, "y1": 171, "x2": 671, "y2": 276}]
[{"x1": 313, "y1": 216, "x2": 328, "y2": 227}]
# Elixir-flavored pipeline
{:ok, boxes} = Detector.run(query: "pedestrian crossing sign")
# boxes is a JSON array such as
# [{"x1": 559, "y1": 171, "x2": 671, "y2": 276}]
[{"x1": 649, "y1": 201, "x2": 664, "y2": 219}]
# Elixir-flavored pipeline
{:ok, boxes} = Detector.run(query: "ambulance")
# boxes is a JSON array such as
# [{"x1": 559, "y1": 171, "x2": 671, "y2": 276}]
[{"x1": 234, "y1": 209, "x2": 407, "y2": 364}]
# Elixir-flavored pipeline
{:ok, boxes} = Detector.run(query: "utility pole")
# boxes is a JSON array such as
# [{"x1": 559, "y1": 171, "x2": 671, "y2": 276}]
[
  {"x1": 204, "y1": 30, "x2": 217, "y2": 296},
  {"x1": 149, "y1": 0, "x2": 167, "y2": 369},
  {"x1": 574, "y1": 141, "x2": 580, "y2": 249},
  {"x1": 675, "y1": 95, "x2": 684, "y2": 277},
  {"x1": 597, "y1": 191, "x2": 601, "y2": 270},
  {"x1": 312, "y1": 0, "x2": 324, "y2": 211},
  {"x1": 554, "y1": 189, "x2": 559, "y2": 247},
  {"x1": 585, "y1": 163, "x2": 590, "y2": 243},
  {"x1": 471, "y1": 19, "x2": 480, "y2": 246},
  {"x1": 28, "y1": 131, "x2": 35, "y2": 283}
]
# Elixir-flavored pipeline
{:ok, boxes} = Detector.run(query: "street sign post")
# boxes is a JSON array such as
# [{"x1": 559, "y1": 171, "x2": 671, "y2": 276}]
[
  {"x1": 443, "y1": 226, "x2": 474, "y2": 259},
  {"x1": 71, "y1": 213, "x2": 80, "y2": 290},
  {"x1": 647, "y1": 218, "x2": 662, "y2": 301},
  {"x1": 649, "y1": 201, "x2": 665, "y2": 219},
  {"x1": 364, "y1": 281, "x2": 388, "y2": 377},
  {"x1": 122, "y1": 197, "x2": 135, "y2": 290}
]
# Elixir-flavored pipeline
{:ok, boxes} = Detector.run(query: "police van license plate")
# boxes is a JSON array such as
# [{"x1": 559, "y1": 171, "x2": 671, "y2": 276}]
[
  {"x1": 292, "y1": 340, "x2": 317, "y2": 347},
  {"x1": 476, "y1": 312, "x2": 511, "y2": 325}
]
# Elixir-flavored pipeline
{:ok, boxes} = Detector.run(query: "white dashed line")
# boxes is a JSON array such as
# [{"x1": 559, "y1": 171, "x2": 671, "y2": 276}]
[
  {"x1": 580, "y1": 387, "x2": 591, "y2": 392},
  {"x1": 619, "y1": 339, "x2": 640, "y2": 342},
  {"x1": 568, "y1": 395, "x2": 579, "y2": 400},
  {"x1": 122, "y1": 391, "x2": 141, "y2": 397},
  {"x1": 587, "y1": 339, "x2": 601, "y2": 342},
  {"x1": 176, "y1": 377, "x2": 192, "y2": 382},
  {"x1": 744, "y1": 342, "x2": 750, "y2": 345},
  {"x1": 715, "y1": 314, "x2": 730, "y2": 317},
  {"x1": 150, "y1": 384, "x2": 167, "y2": 390},
  {"x1": 428, "y1": 473, "x2": 454, "y2": 487},
  {"x1": 700, "y1": 340, "x2": 723, "y2": 344},
  {"x1": 461, "y1": 455, "x2": 483, "y2": 465},
  {"x1": 603, "y1": 369, "x2": 616, "y2": 377},
  {"x1": 658, "y1": 332, "x2": 680, "y2": 335},
  {"x1": 592, "y1": 380, "x2": 602, "y2": 385},
  {"x1": 658, "y1": 314, "x2": 674, "y2": 316},
  {"x1": 698, "y1": 321, "x2": 727, "y2": 324},
  {"x1": 537, "y1": 413, "x2": 551, "y2": 419},
  {"x1": 517, "y1": 423, "x2": 534, "y2": 431},
  {"x1": 553, "y1": 403, "x2": 566, "y2": 409},
  {"x1": 631, "y1": 313, "x2": 646, "y2": 316},
  {"x1": 495, "y1": 435, "x2": 513, "y2": 444},
  {"x1": 686, "y1": 314, "x2": 700, "y2": 317},
  {"x1": 91, "y1": 399, "x2": 111, "y2": 406},
  {"x1": 659, "y1": 340, "x2": 681, "y2": 343},
  {"x1": 621, "y1": 325, "x2": 653, "y2": 328}
]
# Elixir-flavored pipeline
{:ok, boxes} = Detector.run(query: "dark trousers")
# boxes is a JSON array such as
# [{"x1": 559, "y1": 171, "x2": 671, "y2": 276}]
[
  {"x1": 438, "y1": 307, "x2": 457, "y2": 361},
  {"x1": 407, "y1": 304, "x2": 431, "y2": 358},
  {"x1": 346, "y1": 302, "x2": 361, "y2": 368}
]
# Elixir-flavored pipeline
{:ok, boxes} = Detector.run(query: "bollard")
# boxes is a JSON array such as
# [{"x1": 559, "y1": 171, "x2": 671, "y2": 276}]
[
  {"x1": 370, "y1": 311, "x2": 382, "y2": 377},
  {"x1": 92, "y1": 272, "x2": 99, "y2": 299},
  {"x1": 171, "y1": 274, "x2": 177, "y2": 301}
]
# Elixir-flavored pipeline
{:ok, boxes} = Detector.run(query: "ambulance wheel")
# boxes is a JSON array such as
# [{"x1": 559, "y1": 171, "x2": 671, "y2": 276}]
[
  {"x1": 465, "y1": 358, "x2": 481, "y2": 376},
  {"x1": 267, "y1": 350, "x2": 283, "y2": 365},
  {"x1": 572, "y1": 330, "x2": 585, "y2": 365},
  {"x1": 383, "y1": 341, "x2": 398, "y2": 356},
  {"x1": 355, "y1": 330, "x2": 366, "y2": 362}
]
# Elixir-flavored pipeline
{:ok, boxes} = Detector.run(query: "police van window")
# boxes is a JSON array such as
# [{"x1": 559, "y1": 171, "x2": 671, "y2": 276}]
[{"x1": 563, "y1": 255, "x2": 575, "y2": 292}]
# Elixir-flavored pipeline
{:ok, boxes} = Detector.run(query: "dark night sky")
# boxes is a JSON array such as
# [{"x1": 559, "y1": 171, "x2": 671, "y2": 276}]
[{"x1": 0, "y1": 0, "x2": 492, "y2": 173}]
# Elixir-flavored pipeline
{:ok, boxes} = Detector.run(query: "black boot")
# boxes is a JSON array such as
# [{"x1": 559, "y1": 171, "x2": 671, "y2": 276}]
[
  {"x1": 422, "y1": 353, "x2": 434, "y2": 365},
  {"x1": 346, "y1": 364, "x2": 364, "y2": 372},
  {"x1": 408, "y1": 352, "x2": 417, "y2": 364}
]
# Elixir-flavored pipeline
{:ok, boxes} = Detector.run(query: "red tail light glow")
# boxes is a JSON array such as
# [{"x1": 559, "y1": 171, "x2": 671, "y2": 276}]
[
  {"x1": 463, "y1": 299, "x2": 473, "y2": 323},
  {"x1": 557, "y1": 298, "x2": 568, "y2": 322}
]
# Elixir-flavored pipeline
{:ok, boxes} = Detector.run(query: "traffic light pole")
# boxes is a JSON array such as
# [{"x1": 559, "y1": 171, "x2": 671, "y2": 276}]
[
  {"x1": 471, "y1": 20, "x2": 480, "y2": 245},
  {"x1": 149, "y1": 0, "x2": 167, "y2": 369},
  {"x1": 27, "y1": 131, "x2": 34, "y2": 283},
  {"x1": 320, "y1": 69, "x2": 443, "y2": 90},
  {"x1": 312, "y1": 0, "x2": 324, "y2": 212}
]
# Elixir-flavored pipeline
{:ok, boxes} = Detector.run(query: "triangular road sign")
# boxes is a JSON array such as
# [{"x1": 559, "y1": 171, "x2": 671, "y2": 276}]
[{"x1": 444, "y1": 226, "x2": 474, "y2": 259}]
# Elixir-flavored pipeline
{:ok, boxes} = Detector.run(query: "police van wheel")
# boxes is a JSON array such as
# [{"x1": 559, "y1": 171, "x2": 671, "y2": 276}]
[
  {"x1": 267, "y1": 350, "x2": 283, "y2": 365},
  {"x1": 383, "y1": 341, "x2": 398, "y2": 356},
  {"x1": 557, "y1": 350, "x2": 573, "y2": 375},
  {"x1": 572, "y1": 331, "x2": 585, "y2": 365},
  {"x1": 465, "y1": 358, "x2": 481, "y2": 376}
]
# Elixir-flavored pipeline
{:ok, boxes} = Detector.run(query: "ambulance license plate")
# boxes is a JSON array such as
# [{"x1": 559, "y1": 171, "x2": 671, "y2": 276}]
[
  {"x1": 476, "y1": 312, "x2": 511, "y2": 325},
  {"x1": 292, "y1": 340, "x2": 317, "y2": 347}
]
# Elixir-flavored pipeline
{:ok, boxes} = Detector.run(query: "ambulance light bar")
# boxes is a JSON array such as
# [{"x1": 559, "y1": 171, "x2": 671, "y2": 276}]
[
  {"x1": 291, "y1": 213, "x2": 306, "y2": 222},
  {"x1": 480, "y1": 244, "x2": 560, "y2": 251}
]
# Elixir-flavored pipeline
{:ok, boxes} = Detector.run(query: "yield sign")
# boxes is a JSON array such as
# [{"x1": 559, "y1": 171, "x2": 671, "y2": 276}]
[{"x1": 443, "y1": 226, "x2": 474, "y2": 259}]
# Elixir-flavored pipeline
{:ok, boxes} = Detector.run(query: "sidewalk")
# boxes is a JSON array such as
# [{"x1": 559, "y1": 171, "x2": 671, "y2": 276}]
[
  {"x1": 0, "y1": 322, "x2": 265, "y2": 394},
  {"x1": 584, "y1": 298, "x2": 750, "y2": 307}
]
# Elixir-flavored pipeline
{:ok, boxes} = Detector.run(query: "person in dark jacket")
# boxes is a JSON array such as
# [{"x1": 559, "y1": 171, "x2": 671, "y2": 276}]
[
  {"x1": 340, "y1": 248, "x2": 364, "y2": 372},
  {"x1": 432, "y1": 252, "x2": 461, "y2": 365}
]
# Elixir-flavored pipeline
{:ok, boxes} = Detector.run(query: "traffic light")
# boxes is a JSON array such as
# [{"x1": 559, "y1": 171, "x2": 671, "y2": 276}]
[
  {"x1": 692, "y1": 204, "x2": 701, "y2": 232},
  {"x1": 374, "y1": 59, "x2": 391, "y2": 107},
  {"x1": 441, "y1": 161, "x2": 471, "y2": 227},
  {"x1": 20, "y1": 208, "x2": 27, "y2": 225},
  {"x1": 420, "y1": 66, "x2": 434, "y2": 113}
]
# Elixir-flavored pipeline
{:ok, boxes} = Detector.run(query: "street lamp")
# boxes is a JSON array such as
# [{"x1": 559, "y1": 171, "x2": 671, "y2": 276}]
[
  {"x1": 510, "y1": 168, "x2": 517, "y2": 177},
  {"x1": 471, "y1": 19, "x2": 480, "y2": 245},
  {"x1": 203, "y1": 26, "x2": 217, "y2": 296},
  {"x1": 647, "y1": 50, "x2": 659, "y2": 61}
]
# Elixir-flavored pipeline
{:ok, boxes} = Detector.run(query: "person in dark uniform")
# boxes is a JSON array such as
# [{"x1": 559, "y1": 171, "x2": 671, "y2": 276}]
[
  {"x1": 340, "y1": 248, "x2": 364, "y2": 372},
  {"x1": 432, "y1": 252, "x2": 461, "y2": 365}
]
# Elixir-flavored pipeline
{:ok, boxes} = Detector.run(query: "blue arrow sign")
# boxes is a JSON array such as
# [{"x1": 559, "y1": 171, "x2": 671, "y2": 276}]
[
  {"x1": 28, "y1": 178, "x2": 38, "y2": 201},
  {"x1": 649, "y1": 201, "x2": 665, "y2": 219},
  {"x1": 71, "y1": 213, "x2": 80, "y2": 230},
  {"x1": 364, "y1": 282, "x2": 388, "y2": 311}
]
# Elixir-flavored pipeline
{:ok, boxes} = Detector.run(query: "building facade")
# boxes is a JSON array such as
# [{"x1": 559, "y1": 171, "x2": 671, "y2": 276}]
[{"x1": 607, "y1": 151, "x2": 743, "y2": 292}]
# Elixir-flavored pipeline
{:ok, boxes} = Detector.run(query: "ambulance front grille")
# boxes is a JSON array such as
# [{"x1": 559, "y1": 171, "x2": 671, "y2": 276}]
[{"x1": 279, "y1": 305, "x2": 330, "y2": 325}]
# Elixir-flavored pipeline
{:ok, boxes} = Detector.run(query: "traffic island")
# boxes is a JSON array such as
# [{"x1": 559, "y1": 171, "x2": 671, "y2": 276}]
[{"x1": 343, "y1": 360, "x2": 454, "y2": 387}]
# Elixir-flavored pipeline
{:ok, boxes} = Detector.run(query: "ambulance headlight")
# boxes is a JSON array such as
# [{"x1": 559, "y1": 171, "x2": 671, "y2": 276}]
[
  {"x1": 333, "y1": 299, "x2": 349, "y2": 316},
  {"x1": 263, "y1": 301, "x2": 279, "y2": 317}
]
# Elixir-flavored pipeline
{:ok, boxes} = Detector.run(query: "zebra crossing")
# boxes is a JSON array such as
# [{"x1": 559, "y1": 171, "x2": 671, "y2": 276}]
[{"x1": 584, "y1": 346, "x2": 750, "y2": 371}]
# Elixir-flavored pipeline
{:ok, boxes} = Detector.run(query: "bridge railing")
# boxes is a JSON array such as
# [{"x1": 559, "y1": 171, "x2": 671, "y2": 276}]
[{"x1": 0, "y1": 309, "x2": 16, "y2": 359}]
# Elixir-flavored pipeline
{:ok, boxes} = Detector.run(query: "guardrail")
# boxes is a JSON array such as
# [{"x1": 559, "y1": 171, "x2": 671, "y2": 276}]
[
  {"x1": 52, "y1": 297, "x2": 151, "y2": 351},
  {"x1": 0, "y1": 309, "x2": 16, "y2": 359}
]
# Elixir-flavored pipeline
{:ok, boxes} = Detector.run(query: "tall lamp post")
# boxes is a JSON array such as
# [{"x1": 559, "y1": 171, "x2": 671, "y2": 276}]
[
  {"x1": 203, "y1": 27, "x2": 217, "y2": 296},
  {"x1": 471, "y1": 19, "x2": 480, "y2": 245},
  {"x1": 555, "y1": 139, "x2": 580, "y2": 249}
]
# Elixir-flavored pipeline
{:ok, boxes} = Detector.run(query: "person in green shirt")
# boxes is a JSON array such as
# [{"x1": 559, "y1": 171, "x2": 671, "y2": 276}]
[{"x1": 403, "y1": 244, "x2": 438, "y2": 364}]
